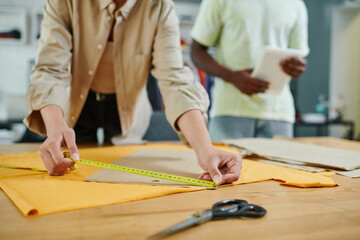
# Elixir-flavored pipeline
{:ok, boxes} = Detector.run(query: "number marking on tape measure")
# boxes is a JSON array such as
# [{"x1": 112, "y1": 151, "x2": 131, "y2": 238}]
[{"x1": 64, "y1": 152, "x2": 217, "y2": 188}]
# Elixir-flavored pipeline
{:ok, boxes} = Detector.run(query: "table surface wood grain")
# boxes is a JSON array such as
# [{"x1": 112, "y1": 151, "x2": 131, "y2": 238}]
[{"x1": 0, "y1": 138, "x2": 359, "y2": 240}]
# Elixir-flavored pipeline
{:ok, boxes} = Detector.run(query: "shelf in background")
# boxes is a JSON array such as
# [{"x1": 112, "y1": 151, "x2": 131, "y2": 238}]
[
  {"x1": 0, "y1": 7, "x2": 27, "y2": 45},
  {"x1": 294, "y1": 119, "x2": 355, "y2": 140}
]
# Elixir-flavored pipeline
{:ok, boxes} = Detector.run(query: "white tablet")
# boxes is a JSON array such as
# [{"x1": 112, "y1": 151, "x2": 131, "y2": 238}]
[{"x1": 251, "y1": 47, "x2": 304, "y2": 95}]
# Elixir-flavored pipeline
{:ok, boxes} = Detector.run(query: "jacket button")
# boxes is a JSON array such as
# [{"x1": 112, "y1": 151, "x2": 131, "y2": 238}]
[
  {"x1": 88, "y1": 70, "x2": 93, "y2": 76},
  {"x1": 116, "y1": 16, "x2": 123, "y2": 22},
  {"x1": 109, "y1": 3, "x2": 115, "y2": 11}
]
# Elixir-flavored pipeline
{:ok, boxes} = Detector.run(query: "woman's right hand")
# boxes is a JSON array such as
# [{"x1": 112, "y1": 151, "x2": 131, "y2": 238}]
[
  {"x1": 40, "y1": 127, "x2": 79, "y2": 175},
  {"x1": 39, "y1": 105, "x2": 79, "y2": 175}
]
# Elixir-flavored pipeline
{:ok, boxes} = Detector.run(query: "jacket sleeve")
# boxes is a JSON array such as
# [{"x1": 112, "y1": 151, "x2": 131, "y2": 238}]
[
  {"x1": 24, "y1": 0, "x2": 73, "y2": 135},
  {"x1": 150, "y1": 0, "x2": 210, "y2": 144},
  {"x1": 190, "y1": 0, "x2": 223, "y2": 48}
]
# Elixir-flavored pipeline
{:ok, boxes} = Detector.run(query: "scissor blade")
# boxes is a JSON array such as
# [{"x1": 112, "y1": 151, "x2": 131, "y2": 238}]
[{"x1": 148, "y1": 210, "x2": 212, "y2": 239}]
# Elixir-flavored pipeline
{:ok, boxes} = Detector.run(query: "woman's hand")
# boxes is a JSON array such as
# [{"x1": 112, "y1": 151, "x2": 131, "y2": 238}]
[
  {"x1": 39, "y1": 126, "x2": 78, "y2": 175},
  {"x1": 177, "y1": 109, "x2": 242, "y2": 186},
  {"x1": 39, "y1": 105, "x2": 79, "y2": 175},
  {"x1": 196, "y1": 145, "x2": 242, "y2": 185}
]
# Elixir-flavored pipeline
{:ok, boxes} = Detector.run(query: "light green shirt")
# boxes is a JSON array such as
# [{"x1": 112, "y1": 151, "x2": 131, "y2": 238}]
[{"x1": 191, "y1": 0, "x2": 309, "y2": 123}]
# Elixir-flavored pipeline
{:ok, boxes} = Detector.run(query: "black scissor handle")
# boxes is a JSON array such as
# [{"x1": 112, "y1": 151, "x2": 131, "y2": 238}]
[
  {"x1": 211, "y1": 199, "x2": 266, "y2": 219},
  {"x1": 212, "y1": 199, "x2": 248, "y2": 209},
  {"x1": 238, "y1": 204, "x2": 267, "y2": 218}
]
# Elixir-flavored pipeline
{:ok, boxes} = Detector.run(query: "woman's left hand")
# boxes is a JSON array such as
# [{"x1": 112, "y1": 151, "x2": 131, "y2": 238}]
[{"x1": 196, "y1": 145, "x2": 242, "y2": 185}]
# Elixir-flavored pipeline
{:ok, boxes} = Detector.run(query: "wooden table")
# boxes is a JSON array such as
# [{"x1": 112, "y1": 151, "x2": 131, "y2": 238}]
[{"x1": 1, "y1": 139, "x2": 360, "y2": 240}]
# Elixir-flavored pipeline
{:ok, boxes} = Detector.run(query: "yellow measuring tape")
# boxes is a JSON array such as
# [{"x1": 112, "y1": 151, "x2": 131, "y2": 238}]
[
  {"x1": 0, "y1": 164, "x2": 47, "y2": 172},
  {"x1": 62, "y1": 152, "x2": 217, "y2": 188},
  {"x1": 0, "y1": 152, "x2": 217, "y2": 188}
]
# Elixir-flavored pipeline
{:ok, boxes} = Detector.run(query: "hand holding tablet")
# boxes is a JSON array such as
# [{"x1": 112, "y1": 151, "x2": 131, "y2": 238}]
[{"x1": 251, "y1": 47, "x2": 305, "y2": 95}]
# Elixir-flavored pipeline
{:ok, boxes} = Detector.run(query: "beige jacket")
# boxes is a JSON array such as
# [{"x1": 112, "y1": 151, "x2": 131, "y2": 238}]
[{"x1": 25, "y1": 0, "x2": 209, "y2": 143}]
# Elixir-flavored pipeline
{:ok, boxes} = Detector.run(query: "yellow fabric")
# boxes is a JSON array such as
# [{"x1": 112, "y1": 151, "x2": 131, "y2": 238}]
[{"x1": 0, "y1": 144, "x2": 337, "y2": 216}]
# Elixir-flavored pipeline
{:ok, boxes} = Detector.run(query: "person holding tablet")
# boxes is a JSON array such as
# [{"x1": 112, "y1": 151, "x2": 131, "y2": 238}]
[{"x1": 190, "y1": 0, "x2": 309, "y2": 141}]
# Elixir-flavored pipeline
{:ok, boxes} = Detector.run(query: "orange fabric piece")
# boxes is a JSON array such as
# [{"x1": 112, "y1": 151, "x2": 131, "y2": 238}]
[{"x1": 0, "y1": 144, "x2": 337, "y2": 216}]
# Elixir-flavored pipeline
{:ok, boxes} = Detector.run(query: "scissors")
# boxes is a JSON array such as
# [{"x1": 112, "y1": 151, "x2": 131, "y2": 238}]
[{"x1": 149, "y1": 199, "x2": 266, "y2": 239}]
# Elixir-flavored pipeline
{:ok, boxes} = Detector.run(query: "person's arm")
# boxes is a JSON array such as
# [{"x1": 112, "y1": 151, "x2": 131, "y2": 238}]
[
  {"x1": 281, "y1": 1, "x2": 309, "y2": 79},
  {"x1": 25, "y1": 0, "x2": 78, "y2": 175},
  {"x1": 190, "y1": 0, "x2": 268, "y2": 96},
  {"x1": 39, "y1": 105, "x2": 79, "y2": 175},
  {"x1": 150, "y1": 1, "x2": 241, "y2": 185},
  {"x1": 190, "y1": 40, "x2": 231, "y2": 81},
  {"x1": 191, "y1": 40, "x2": 268, "y2": 96},
  {"x1": 177, "y1": 109, "x2": 241, "y2": 185}
]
